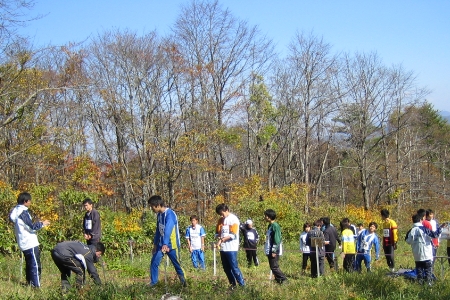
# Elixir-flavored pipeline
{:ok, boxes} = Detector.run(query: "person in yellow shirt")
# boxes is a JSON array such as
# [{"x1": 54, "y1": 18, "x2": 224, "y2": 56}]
[
  {"x1": 340, "y1": 219, "x2": 356, "y2": 272},
  {"x1": 381, "y1": 209, "x2": 398, "y2": 272}
]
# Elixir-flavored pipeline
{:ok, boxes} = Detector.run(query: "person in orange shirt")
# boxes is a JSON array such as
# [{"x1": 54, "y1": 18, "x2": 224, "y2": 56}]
[{"x1": 380, "y1": 209, "x2": 398, "y2": 272}]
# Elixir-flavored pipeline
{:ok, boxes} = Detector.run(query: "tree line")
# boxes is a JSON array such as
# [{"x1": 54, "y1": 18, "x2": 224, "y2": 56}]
[{"x1": 1, "y1": 0, "x2": 449, "y2": 218}]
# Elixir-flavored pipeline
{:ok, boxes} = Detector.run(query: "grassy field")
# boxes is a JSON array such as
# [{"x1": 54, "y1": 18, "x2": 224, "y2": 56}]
[{"x1": 1, "y1": 241, "x2": 450, "y2": 300}]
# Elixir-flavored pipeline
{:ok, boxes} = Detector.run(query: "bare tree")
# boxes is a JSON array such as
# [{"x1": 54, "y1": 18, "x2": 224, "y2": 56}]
[
  {"x1": 171, "y1": 0, "x2": 274, "y2": 199},
  {"x1": 272, "y1": 31, "x2": 340, "y2": 211},
  {"x1": 336, "y1": 52, "x2": 402, "y2": 209},
  {"x1": 84, "y1": 29, "x2": 165, "y2": 211}
]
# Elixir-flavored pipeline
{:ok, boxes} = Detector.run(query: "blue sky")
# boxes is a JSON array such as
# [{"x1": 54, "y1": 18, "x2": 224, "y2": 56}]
[{"x1": 20, "y1": 0, "x2": 450, "y2": 112}]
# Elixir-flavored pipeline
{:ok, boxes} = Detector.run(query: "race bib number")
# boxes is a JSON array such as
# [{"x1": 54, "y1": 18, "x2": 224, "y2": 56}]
[
  {"x1": 383, "y1": 229, "x2": 390, "y2": 238},
  {"x1": 247, "y1": 232, "x2": 255, "y2": 240},
  {"x1": 221, "y1": 225, "x2": 230, "y2": 238},
  {"x1": 85, "y1": 220, "x2": 92, "y2": 230},
  {"x1": 363, "y1": 241, "x2": 369, "y2": 251}
]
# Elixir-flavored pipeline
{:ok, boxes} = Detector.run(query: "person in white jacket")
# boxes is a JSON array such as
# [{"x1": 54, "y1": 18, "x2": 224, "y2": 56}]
[
  {"x1": 299, "y1": 222, "x2": 311, "y2": 274},
  {"x1": 405, "y1": 214, "x2": 443, "y2": 286},
  {"x1": 9, "y1": 192, "x2": 50, "y2": 287}
]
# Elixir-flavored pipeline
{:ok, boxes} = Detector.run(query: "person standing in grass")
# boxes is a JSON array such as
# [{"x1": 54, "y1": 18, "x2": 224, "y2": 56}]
[
  {"x1": 215, "y1": 203, "x2": 245, "y2": 289},
  {"x1": 406, "y1": 214, "x2": 443, "y2": 286},
  {"x1": 264, "y1": 209, "x2": 288, "y2": 284},
  {"x1": 380, "y1": 208, "x2": 398, "y2": 272},
  {"x1": 9, "y1": 192, "x2": 50, "y2": 288},
  {"x1": 185, "y1": 215, "x2": 206, "y2": 270},
  {"x1": 426, "y1": 209, "x2": 440, "y2": 260},
  {"x1": 299, "y1": 222, "x2": 311, "y2": 275},
  {"x1": 148, "y1": 195, "x2": 186, "y2": 287},
  {"x1": 355, "y1": 222, "x2": 380, "y2": 272},
  {"x1": 306, "y1": 220, "x2": 325, "y2": 278},
  {"x1": 240, "y1": 219, "x2": 260, "y2": 267},
  {"x1": 82, "y1": 198, "x2": 102, "y2": 247},
  {"x1": 340, "y1": 218, "x2": 356, "y2": 272},
  {"x1": 323, "y1": 217, "x2": 340, "y2": 271}
]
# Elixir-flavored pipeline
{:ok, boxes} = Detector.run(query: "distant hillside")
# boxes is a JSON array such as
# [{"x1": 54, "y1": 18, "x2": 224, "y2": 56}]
[{"x1": 440, "y1": 111, "x2": 450, "y2": 123}]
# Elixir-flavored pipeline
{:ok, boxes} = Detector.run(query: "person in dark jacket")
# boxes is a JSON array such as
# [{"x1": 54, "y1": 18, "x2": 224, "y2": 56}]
[
  {"x1": 240, "y1": 219, "x2": 260, "y2": 267},
  {"x1": 51, "y1": 241, "x2": 105, "y2": 290},
  {"x1": 82, "y1": 198, "x2": 102, "y2": 246},
  {"x1": 322, "y1": 217, "x2": 341, "y2": 271},
  {"x1": 306, "y1": 220, "x2": 325, "y2": 278}
]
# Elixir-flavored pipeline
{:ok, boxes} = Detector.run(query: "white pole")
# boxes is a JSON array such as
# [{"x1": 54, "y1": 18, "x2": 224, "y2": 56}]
[
  {"x1": 316, "y1": 245, "x2": 320, "y2": 277},
  {"x1": 213, "y1": 244, "x2": 217, "y2": 276},
  {"x1": 165, "y1": 255, "x2": 169, "y2": 294},
  {"x1": 20, "y1": 251, "x2": 24, "y2": 281}
]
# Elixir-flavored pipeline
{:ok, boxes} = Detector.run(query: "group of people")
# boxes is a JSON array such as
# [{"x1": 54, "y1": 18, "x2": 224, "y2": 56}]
[
  {"x1": 299, "y1": 216, "x2": 381, "y2": 278},
  {"x1": 9, "y1": 192, "x2": 104, "y2": 290},
  {"x1": 162, "y1": 201, "x2": 288, "y2": 290},
  {"x1": 165, "y1": 204, "x2": 448, "y2": 288},
  {"x1": 9, "y1": 191, "x2": 447, "y2": 290},
  {"x1": 298, "y1": 208, "x2": 446, "y2": 285}
]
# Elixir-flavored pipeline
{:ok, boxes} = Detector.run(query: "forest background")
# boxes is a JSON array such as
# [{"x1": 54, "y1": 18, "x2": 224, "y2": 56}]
[{"x1": 1, "y1": 0, "x2": 450, "y2": 257}]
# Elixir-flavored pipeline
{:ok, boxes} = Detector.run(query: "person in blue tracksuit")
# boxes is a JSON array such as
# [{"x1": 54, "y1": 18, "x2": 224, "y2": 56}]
[
  {"x1": 355, "y1": 222, "x2": 380, "y2": 272},
  {"x1": 148, "y1": 195, "x2": 186, "y2": 287},
  {"x1": 9, "y1": 192, "x2": 50, "y2": 287}
]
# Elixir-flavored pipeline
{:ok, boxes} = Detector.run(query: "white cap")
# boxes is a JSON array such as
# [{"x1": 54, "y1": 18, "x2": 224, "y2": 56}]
[{"x1": 245, "y1": 219, "x2": 253, "y2": 225}]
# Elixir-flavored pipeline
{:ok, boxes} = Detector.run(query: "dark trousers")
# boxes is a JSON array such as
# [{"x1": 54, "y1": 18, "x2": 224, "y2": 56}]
[
  {"x1": 310, "y1": 253, "x2": 324, "y2": 278},
  {"x1": 51, "y1": 249, "x2": 85, "y2": 290},
  {"x1": 325, "y1": 250, "x2": 335, "y2": 269},
  {"x1": 267, "y1": 254, "x2": 287, "y2": 283},
  {"x1": 447, "y1": 247, "x2": 450, "y2": 265},
  {"x1": 343, "y1": 254, "x2": 355, "y2": 272},
  {"x1": 383, "y1": 245, "x2": 395, "y2": 268},
  {"x1": 416, "y1": 260, "x2": 433, "y2": 284},
  {"x1": 246, "y1": 249, "x2": 259, "y2": 266},
  {"x1": 302, "y1": 253, "x2": 311, "y2": 270},
  {"x1": 23, "y1": 246, "x2": 41, "y2": 287}
]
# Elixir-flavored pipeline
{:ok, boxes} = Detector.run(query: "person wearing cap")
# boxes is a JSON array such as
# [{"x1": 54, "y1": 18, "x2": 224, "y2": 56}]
[{"x1": 240, "y1": 219, "x2": 260, "y2": 267}]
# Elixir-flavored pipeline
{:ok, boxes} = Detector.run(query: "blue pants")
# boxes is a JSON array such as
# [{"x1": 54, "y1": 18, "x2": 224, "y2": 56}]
[
  {"x1": 355, "y1": 252, "x2": 372, "y2": 271},
  {"x1": 23, "y1": 246, "x2": 41, "y2": 287},
  {"x1": 191, "y1": 249, "x2": 205, "y2": 269},
  {"x1": 219, "y1": 251, "x2": 245, "y2": 286},
  {"x1": 150, "y1": 249, "x2": 185, "y2": 286}
]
